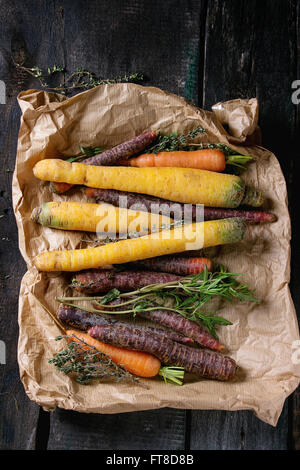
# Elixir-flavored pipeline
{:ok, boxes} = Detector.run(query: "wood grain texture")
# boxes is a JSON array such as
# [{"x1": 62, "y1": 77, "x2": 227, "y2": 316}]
[
  {"x1": 0, "y1": 0, "x2": 65, "y2": 449},
  {"x1": 0, "y1": 0, "x2": 299, "y2": 450},
  {"x1": 190, "y1": 0, "x2": 299, "y2": 450},
  {"x1": 203, "y1": 0, "x2": 297, "y2": 170},
  {"x1": 47, "y1": 408, "x2": 187, "y2": 450},
  {"x1": 189, "y1": 406, "x2": 289, "y2": 450},
  {"x1": 291, "y1": 0, "x2": 300, "y2": 451},
  {"x1": 62, "y1": 0, "x2": 207, "y2": 102}
]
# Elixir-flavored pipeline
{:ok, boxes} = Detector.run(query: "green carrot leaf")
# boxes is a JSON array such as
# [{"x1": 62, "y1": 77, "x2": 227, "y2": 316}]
[{"x1": 159, "y1": 366, "x2": 185, "y2": 385}]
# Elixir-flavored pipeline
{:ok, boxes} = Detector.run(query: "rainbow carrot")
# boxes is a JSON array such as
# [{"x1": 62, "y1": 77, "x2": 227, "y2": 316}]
[
  {"x1": 34, "y1": 218, "x2": 246, "y2": 272},
  {"x1": 89, "y1": 324, "x2": 237, "y2": 380},
  {"x1": 33, "y1": 159, "x2": 263, "y2": 208},
  {"x1": 66, "y1": 329, "x2": 161, "y2": 378},
  {"x1": 51, "y1": 131, "x2": 157, "y2": 193},
  {"x1": 130, "y1": 256, "x2": 212, "y2": 275},
  {"x1": 86, "y1": 188, "x2": 276, "y2": 222},
  {"x1": 125, "y1": 149, "x2": 226, "y2": 171}
]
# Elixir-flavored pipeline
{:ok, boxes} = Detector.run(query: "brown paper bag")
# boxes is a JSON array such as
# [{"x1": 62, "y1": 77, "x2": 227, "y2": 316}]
[{"x1": 13, "y1": 84, "x2": 300, "y2": 426}]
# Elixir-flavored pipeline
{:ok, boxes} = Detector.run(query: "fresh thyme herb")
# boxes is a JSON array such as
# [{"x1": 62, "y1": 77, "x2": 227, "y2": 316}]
[
  {"x1": 49, "y1": 334, "x2": 143, "y2": 386},
  {"x1": 58, "y1": 267, "x2": 259, "y2": 339},
  {"x1": 15, "y1": 63, "x2": 144, "y2": 95},
  {"x1": 145, "y1": 126, "x2": 206, "y2": 154},
  {"x1": 50, "y1": 334, "x2": 185, "y2": 386}
]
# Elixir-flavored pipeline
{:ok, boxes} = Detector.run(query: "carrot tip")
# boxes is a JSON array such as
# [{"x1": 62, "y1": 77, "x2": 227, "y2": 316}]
[{"x1": 267, "y1": 213, "x2": 277, "y2": 223}]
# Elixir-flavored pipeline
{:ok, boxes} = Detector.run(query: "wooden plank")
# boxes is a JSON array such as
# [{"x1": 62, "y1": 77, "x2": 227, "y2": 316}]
[
  {"x1": 189, "y1": 0, "x2": 298, "y2": 450},
  {"x1": 61, "y1": 0, "x2": 207, "y2": 104},
  {"x1": 291, "y1": 0, "x2": 300, "y2": 451},
  {"x1": 0, "y1": 0, "x2": 66, "y2": 449},
  {"x1": 203, "y1": 0, "x2": 297, "y2": 175},
  {"x1": 190, "y1": 404, "x2": 289, "y2": 450},
  {"x1": 293, "y1": 391, "x2": 300, "y2": 450},
  {"x1": 45, "y1": 0, "x2": 208, "y2": 450},
  {"x1": 47, "y1": 408, "x2": 186, "y2": 450}
]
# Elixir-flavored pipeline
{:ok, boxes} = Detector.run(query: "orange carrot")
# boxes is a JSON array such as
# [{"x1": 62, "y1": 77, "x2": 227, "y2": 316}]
[
  {"x1": 126, "y1": 149, "x2": 226, "y2": 171},
  {"x1": 50, "y1": 182, "x2": 73, "y2": 194},
  {"x1": 66, "y1": 329, "x2": 161, "y2": 378}
]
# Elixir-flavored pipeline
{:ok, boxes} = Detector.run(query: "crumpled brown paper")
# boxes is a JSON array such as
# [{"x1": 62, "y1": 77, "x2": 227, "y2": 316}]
[
  {"x1": 12, "y1": 84, "x2": 300, "y2": 426},
  {"x1": 212, "y1": 98, "x2": 259, "y2": 143}
]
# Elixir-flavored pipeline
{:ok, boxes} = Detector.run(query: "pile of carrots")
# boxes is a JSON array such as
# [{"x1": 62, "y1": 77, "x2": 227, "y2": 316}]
[{"x1": 31, "y1": 129, "x2": 276, "y2": 384}]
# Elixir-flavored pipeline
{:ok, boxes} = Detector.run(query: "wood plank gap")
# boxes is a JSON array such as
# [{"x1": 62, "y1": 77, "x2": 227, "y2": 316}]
[
  {"x1": 198, "y1": 0, "x2": 209, "y2": 108},
  {"x1": 35, "y1": 409, "x2": 50, "y2": 450},
  {"x1": 184, "y1": 410, "x2": 192, "y2": 450}
]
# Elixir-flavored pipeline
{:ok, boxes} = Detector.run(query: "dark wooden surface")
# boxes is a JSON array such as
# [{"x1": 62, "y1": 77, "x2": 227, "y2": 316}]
[{"x1": 0, "y1": 0, "x2": 299, "y2": 450}]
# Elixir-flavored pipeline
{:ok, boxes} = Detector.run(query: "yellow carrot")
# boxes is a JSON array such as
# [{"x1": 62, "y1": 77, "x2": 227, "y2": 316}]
[
  {"x1": 34, "y1": 217, "x2": 245, "y2": 272},
  {"x1": 33, "y1": 159, "x2": 263, "y2": 208},
  {"x1": 31, "y1": 201, "x2": 172, "y2": 235}
]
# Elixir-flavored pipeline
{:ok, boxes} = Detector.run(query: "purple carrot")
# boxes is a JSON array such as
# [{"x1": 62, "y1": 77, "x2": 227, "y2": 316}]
[
  {"x1": 136, "y1": 309, "x2": 224, "y2": 351},
  {"x1": 52, "y1": 131, "x2": 157, "y2": 193},
  {"x1": 71, "y1": 269, "x2": 180, "y2": 294},
  {"x1": 89, "y1": 324, "x2": 237, "y2": 380},
  {"x1": 85, "y1": 187, "x2": 276, "y2": 223},
  {"x1": 130, "y1": 256, "x2": 213, "y2": 275},
  {"x1": 83, "y1": 131, "x2": 157, "y2": 166},
  {"x1": 58, "y1": 304, "x2": 194, "y2": 345},
  {"x1": 58, "y1": 304, "x2": 112, "y2": 330},
  {"x1": 93, "y1": 299, "x2": 224, "y2": 351}
]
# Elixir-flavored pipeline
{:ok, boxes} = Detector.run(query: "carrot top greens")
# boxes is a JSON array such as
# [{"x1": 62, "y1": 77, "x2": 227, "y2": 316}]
[
  {"x1": 58, "y1": 267, "x2": 259, "y2": 338},
  {"x1": 66, "y1": 146, "x2": 105, "y2": 163}
]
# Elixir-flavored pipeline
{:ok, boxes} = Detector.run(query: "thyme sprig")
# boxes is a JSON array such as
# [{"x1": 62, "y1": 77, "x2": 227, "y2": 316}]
[
  {"x1": 145, "y1": 126, "x2": 206, "y2": 154},
  {"x1": 49, "y1": 334, "x2": 143, "y2": 386},
  {"x1": 15, "y1": 63, "x2": 144, "y2": 95},
  {"x1": 50, "y1": 334, "x2": 185, "y2": 386},
  {"x1": 58, "y1": 267, "x2": 259, "y2": 338}
]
